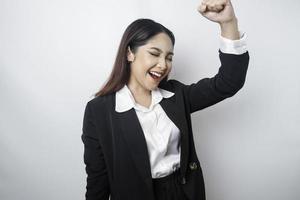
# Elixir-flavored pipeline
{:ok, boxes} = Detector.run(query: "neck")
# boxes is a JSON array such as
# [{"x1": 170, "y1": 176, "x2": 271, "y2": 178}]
[{"x1": 127, "y1": 82, "x2": 151, "y2": 97}]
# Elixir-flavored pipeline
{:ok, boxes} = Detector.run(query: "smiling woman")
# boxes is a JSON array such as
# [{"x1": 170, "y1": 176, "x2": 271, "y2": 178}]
[
  {"x1": 82, "y1": 0, "x2": 249, "y2": 200},
  {"x1": 94, "y1": 19, "x2": 175, "y2": 99},
  {"x1": 126, "y1": 32, "x2": 175, "y2": 107},
  {"x1": 144, "y1": 44, "x2": 174, "y2": 82}
]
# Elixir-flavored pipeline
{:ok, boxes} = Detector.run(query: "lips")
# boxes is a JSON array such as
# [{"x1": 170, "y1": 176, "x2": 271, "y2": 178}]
[
  {"x1": 149, "y1": 71, "x2": 163, "y2": 77},
  {"x1": 148, "y1": 71, "x2": 164, "y2": 81},
  {"x1": 148, "y1": 72, "x2": 160, "y2": 80}
]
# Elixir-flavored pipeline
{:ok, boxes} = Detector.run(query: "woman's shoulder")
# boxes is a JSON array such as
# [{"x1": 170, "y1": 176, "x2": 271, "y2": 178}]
[
  {"x1": 85, "y1": 92, "x2": 114, "y2": 111},
  {"x1": 159, "y1": 78, "x2": 188, "y2": 92}
]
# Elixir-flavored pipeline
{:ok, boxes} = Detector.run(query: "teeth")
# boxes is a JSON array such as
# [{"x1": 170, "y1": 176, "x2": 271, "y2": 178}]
[{"x1": 150, "y1": 71, "x2": 162, "y2": 77}]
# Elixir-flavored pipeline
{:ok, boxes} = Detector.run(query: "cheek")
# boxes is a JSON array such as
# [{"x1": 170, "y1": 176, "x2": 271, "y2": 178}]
[
  {"x1": 144, "y1": 57, "x2": 156, "y2": 67},
  {"x1": 132, "y1": 62, "x2": 149, "y2": 77},
  {"x1": 143, "y1": 53, "x2": 159, "y2": 64},
  {"x1": 137, "y1": 54, "x2": 152, "y2": 66},
  {"x1": 131, "y1": 63, "x2": 142, "y2": 75}
]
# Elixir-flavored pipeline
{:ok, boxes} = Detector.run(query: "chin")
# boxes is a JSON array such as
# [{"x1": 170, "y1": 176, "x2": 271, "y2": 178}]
[{"x1": 148, "y1": 84, "x2": 158, "y2": 91}]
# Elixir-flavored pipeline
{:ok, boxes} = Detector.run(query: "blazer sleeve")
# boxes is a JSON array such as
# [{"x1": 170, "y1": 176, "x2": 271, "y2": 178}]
[
  {"x1": 178, "y1": 50, "x2": 250, "y2": 114},
  {"x1": 81, "y1": 102, "x2": 110, "y2": 200}
]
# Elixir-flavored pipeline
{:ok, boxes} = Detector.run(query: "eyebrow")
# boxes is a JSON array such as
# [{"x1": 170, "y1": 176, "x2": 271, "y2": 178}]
[{"x1": 149, "y1": 47, "x2": 174, "y2": 56}]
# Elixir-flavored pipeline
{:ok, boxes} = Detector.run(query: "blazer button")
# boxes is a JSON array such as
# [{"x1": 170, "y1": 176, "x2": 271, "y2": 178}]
[
  {"x1": 189, "y1": 162, "x2": 198, "y2": 170},
  {"x1": 181, "y1": 177, "x2": 186, "y2": 185}
]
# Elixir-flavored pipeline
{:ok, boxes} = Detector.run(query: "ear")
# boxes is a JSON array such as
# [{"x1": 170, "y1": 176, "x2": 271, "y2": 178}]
[{"x1": 127, "y1": 46, "x2": 135, "y2": 62}]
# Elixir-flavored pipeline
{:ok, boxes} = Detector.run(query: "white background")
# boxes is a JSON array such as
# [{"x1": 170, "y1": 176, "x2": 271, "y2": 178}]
[{"x1": 1, "y1": 0, "x2": 300, "y2": 200}]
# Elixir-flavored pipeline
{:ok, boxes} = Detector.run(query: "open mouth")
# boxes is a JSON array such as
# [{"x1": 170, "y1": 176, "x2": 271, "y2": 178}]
[{"x1": 148, "y1": 71, "x2": 163, "y2": 81}]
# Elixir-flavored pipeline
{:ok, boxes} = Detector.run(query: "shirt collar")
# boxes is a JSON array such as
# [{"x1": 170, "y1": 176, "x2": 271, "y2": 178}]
[{"x1": 115, "y1": 84, "x2": 174, "y2": 113}]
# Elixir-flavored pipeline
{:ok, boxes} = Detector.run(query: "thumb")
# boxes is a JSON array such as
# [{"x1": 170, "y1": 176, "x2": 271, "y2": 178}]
[{"x1": 197, "y1": 3, "x2": 207, "y2": 14}]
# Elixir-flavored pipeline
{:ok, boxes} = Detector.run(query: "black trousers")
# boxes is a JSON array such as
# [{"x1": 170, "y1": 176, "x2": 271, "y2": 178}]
[{"x1": 152, "y1": 168, "x2": 188, "y2": 200}]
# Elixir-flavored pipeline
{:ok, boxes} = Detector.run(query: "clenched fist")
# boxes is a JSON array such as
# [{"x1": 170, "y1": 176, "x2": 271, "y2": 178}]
[{"x1": 198, "y1": 0, "x2": 236, "y2": 24}]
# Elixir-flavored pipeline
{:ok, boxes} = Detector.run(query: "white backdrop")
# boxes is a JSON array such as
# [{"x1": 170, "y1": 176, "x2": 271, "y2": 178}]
[{"x1": 1, "y1": 0, "x2": 300, "y2": 200}]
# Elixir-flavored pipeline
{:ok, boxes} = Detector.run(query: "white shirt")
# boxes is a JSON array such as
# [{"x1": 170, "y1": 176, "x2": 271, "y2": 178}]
[
  {"x1": 116, "y1": 84, "x2": 180, "y2": 178},
  {"x1": 115, "y1": 33, "x2": 248, "y2": 178}
]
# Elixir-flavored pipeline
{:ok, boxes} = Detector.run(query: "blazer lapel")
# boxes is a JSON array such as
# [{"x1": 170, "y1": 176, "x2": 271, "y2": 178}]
[
  {"x1": 116, "y1": 108, "x2": 153, "y2": 180},
  {"x1": 113, "y1": 93, "x2": 153, "y2": 192},
  {"x1": 160, "y1": 94, "x2": 189, "y2": 180}
]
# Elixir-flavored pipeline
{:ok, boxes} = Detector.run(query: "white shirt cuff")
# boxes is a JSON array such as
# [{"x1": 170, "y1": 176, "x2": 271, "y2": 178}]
[{"x1": 219, "y1": 31, "x2": 247, "y2": 55}]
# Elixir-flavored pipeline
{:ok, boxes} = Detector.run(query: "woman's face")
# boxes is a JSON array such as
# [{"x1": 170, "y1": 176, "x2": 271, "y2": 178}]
[{"x1": 127, "y1": 32, "x2": 174, "y2": 91}]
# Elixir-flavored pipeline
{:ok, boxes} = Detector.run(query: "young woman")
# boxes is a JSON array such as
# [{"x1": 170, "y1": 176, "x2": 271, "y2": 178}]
[{"x1": 81, "y1": 0, "x2": 249, "y2": 199}]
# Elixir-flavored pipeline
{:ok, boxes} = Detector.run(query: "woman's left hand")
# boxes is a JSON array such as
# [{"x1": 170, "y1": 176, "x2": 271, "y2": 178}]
[{"x1": 198, "y1": 0, "x2": 236, "y2": 24}]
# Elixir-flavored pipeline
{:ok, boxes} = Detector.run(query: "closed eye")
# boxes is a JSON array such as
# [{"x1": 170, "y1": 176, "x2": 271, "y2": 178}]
[
  {"x1": 149, "y1": 52, "x2": 173, "y2": 61},
  {"x1": 149, "y1": 52, "x2": 159, "y2": 57}
]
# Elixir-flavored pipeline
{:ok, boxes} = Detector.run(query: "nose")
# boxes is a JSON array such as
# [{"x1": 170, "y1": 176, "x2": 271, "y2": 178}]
[{"x1": 157, "y1": 59, "x2": 167, "y2": 70}]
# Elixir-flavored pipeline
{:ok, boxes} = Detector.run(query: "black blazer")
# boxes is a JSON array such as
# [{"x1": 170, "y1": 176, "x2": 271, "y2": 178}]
[{"x1": 82, "y1": 51, "x2": 249, "y2": 200}]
